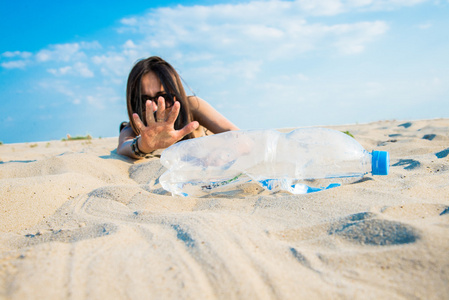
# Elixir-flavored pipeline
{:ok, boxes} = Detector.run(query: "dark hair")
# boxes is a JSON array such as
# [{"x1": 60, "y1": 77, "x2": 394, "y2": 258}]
[{"x1": 126, "y1": 56, "x2": 193, "y2": 139}]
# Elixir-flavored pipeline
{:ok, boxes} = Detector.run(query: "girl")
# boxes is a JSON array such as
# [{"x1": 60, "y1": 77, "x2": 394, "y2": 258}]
[{"x1": 117, "y1": 56, "x2": 239, "y2": 159}]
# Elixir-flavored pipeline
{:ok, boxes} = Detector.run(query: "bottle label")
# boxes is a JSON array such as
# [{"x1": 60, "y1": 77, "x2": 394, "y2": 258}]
[{"x1": 200, "y1": 173, "x2": 244, "y2": 191}]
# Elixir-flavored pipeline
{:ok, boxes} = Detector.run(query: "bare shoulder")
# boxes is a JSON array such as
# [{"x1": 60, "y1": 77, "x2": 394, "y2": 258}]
[
  {"x1": 186, "y1": 95, "x2": 203, "y2": 111},
  {"x1": 186, "y1": 96, "x2": 239, "y2": 133},
  {"x1": 186, "y1": 96, "x2": 215, "y2": 120}
]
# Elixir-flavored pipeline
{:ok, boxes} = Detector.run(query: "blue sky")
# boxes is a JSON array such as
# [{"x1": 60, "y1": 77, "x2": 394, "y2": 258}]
[{"x1": 1, "y1": 0, "x2": 448, "y2": 144}]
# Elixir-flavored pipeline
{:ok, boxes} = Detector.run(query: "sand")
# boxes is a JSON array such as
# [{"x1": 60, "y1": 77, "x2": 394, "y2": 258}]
[{"x1": 1, "y1": 119, "x2": 448, "y2": 300}]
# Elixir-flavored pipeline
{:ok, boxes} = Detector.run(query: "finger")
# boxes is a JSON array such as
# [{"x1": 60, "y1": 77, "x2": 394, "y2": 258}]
[
  {"x1": 132, "y1": 113, "x2": 145, "y2": 131},
  {"x1": 176, "y1": 121, "x2": 199, "y2": 139},
  {"x1": 165, "y1": 95, "x2": 177, "y2": 120},
  {"x1": 166, "y1": 101, "x2": 181, "y2": 124},
  {"x1": 156, "y1": 96, "x2": 166, "y2": 122},
  {"x1": 145, "y1": 100, "x2": 155, "y2": 124}
]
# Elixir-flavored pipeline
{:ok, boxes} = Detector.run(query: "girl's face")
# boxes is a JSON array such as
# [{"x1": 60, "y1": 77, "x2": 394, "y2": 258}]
[{"x1": 140, "y1": 71, "x2": 175, "y2": 115}]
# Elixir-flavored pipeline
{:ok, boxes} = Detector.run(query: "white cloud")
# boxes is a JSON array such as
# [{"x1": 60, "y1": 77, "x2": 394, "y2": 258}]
[
  {"x1": 47, "y1": 62, "x2": 94, "y2": 77},
  {"x1": 295, "y1": 0, "x2": 345, "y2": 16},
  {"x1": 2, "y1": 0, "x2": 425, "y2": 75},
  {"x1": 117, "y1": 2, "x2": 389, "y2": 62},
  {"x1": 331, "y1": 21, "x2": 389, "y2": 54},
  {"x1": 39, "y1": 80, "x2": 76, "y2": 98},
  {"x1": 0, "y1": 43, "x2": 100, "y2": 70},
  {"x1": 0, "y1": 0, "x2": 432, "y2": 73},
  {"x1": 187, "y1": 59, "x2": 263, "y2": 82},
  {"x1": 293, "y1": 0, "x2": 431, "y2": 14},
  {"x1": 74, "y1": 62, "x2": 94, "y2": 77},
  {"x1": 92, "y1": 53, "x2": 131, "y2": 77},
  {"x1": 1, "y1": 51, "x2": 33, "y2": 68},
  {"x1": 38, "y1": 78, "x2": 121, "y2": 109},
  {"x1": 11, "y1": 0, "x2": 392, "y2": 115},
  {"x1": 90, "y1": 40, "x2": 148, "y2": 79},
  {"x1": 34, "y1": 41, "x2": 101, "y2": 63},
  {"x1": 86, "y1": 95, "x2": 101, "y2": 108},
  {"x1": 36, "y1": 43, "x2": 83, "y2": 62},
  {"x1": 120, "y1": 17, "x2": 138, "y2": 26},
  {"x1": 48, "y1": 66, "x2": 72, "y2": 76},
  {"x1": 79, "y1": 41, "x2": 102, "y2": 50},
  {"x1": 347, "y1": 0, "x2": 374, "y2": 7},
  {"x1": 123, "y1": 40, "x2": 137, "y2": 49},
  {"x1": 2, "y1": 51, "x2": 32, "y2": 58},
  {"x1": 85, "y1": 87, "x2": 122, "y2": 109},
  {"x1": 1, "y1": 60, "x2": 29, "y2": 69},
  {"x1": 349, "y1": 0, "x2": 430, "y2": 11}
]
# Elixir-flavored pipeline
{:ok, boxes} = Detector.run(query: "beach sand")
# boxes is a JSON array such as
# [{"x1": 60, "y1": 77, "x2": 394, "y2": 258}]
[{"x1": 1, "y1": 119, "x2": 448, "y2": 299}]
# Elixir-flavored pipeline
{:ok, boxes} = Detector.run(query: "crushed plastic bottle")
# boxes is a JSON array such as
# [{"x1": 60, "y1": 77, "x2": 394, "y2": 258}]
[{"x1": 159, "y1": 128, "x2": 389, "y2": 197}]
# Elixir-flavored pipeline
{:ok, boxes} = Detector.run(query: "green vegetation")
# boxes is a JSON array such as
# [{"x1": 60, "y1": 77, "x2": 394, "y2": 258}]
[
  {"x1": 0, "y1": 141, "x2": 3, "y2": 145},
  {"x1": 342, "y1": 131, "x2": 354, "y2": 138},
  {"x1": 29, "y1": 143, "x2": 38, "y2": 148},
  {"x1": 62, "y1": 134, "x2": 92, "y2": 141}
]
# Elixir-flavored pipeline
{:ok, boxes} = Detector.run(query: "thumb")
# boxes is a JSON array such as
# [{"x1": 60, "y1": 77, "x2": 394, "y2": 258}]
[{"x1": 177, "y1": 121, "x2": 199, "y2": 138}]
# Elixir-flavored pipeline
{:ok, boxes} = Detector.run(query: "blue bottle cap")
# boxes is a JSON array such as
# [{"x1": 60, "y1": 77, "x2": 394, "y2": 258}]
[{"x1": 372, "y1": 151, "x2": 389, "y2": 175}]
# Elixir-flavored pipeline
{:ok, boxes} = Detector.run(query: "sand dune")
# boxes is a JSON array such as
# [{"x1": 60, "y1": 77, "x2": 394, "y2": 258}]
[{"x1": 1, "y1": 119, "x2": 448, "y2": 299}]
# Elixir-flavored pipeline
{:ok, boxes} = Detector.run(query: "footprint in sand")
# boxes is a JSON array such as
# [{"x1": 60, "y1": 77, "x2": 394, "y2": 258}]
[
  {"x1": 398, "y1": 122, "x2": 412, "y2": 128},
  {"x1": 19, "y1": 223, "x2": 117, "y2": 247},
  {"x1": 377, "y1": 139, "x2": 398, "y2": 146},
  {"x1": 289, "y1": 247, "x2": 317, "y2": 272},
  {"x1": 328, "y1": 212, "x2": 419, "y2": 246},
  {"x1": 435, "y1": 148, "x2": 449, "y2": 159},
  {"x1": 422, "y1": 134, "x2": 437, "y2": 141},
  {"x1": 171, "y1": 224, "x2": 196, "y2": 248},
  {"x1": 392, "y1": 159, "x2": 421, "y2": 170}
]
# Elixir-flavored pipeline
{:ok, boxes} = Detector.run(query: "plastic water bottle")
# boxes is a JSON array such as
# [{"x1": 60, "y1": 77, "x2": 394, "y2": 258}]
[{"x1": 159, "y1": 128, "x2": 389, "y2": 197}]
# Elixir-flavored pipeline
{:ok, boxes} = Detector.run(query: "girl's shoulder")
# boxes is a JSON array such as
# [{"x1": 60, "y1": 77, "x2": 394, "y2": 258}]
[
  {"x1": 187, "y1": 96, "x2": 212, "y2": 116},
  {"x1": 186, "y1": 95, "x2": 201, "y2": 107}
]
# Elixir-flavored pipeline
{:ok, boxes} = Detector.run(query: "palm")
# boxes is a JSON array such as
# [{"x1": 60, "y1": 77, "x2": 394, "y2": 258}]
[{"x1": 133, "y1": 98, "x2": 198, "y2": 153}]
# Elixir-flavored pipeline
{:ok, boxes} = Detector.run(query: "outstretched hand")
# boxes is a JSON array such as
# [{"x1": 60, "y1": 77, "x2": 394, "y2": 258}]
[{"x1": 133, "y1": 97, "x2": 199, "y2": 153}]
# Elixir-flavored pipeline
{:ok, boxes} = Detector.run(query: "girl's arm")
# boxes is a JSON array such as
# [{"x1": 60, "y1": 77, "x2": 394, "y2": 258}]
[
  {"x1": 117, "y1": 125, "x2": 141, "y2": 159},
  {"x1": 189, "y1": 97, "x2": 239, "y2": 133}
]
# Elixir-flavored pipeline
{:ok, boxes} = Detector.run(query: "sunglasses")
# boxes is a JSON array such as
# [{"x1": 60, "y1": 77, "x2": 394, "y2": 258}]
[{"x1": 141, "y1": 93, "x2": 175, "y2": 108}]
